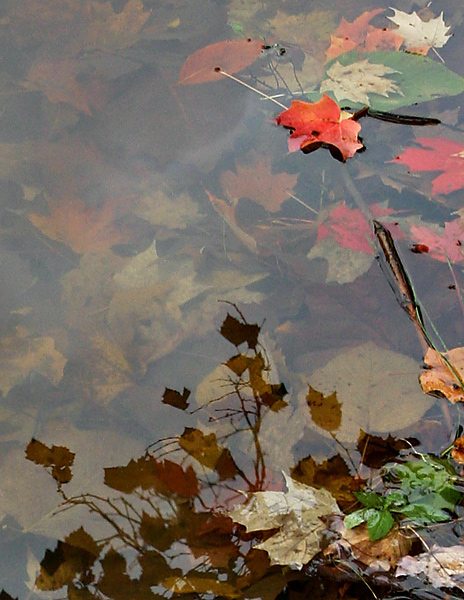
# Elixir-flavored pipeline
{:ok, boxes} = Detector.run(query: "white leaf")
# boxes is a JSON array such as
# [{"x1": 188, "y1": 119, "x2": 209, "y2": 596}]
[
  {"x1": 321, "y1": 59, "x2": 402, "y2": 104},
  {"x1": 228, "y1": 473, "x2": 340, "y2": 569},
  {"x1": 396, "y1": 544, "x2": 464, "y2": 591},
  {"x1": 388, "y1": 9, "x2": 452, "y2": 50}
]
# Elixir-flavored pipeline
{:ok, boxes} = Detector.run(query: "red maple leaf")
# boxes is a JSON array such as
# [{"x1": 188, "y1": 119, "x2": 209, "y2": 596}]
[
  {"x1": 326, "y1": 9, "x2": 403, "y2": 60},
  {"x1": 393, "y1": 137, "x2": 464, "y2": 196},
  {"x1": 276, "y1": 94, "x2": 363, "y2": 162},
  {"x1": 410, "y1": 219, "x2": 464, "y2": 263},
  {"x1": 316, "y1": 203, "x2": 395, "y2": 254}
]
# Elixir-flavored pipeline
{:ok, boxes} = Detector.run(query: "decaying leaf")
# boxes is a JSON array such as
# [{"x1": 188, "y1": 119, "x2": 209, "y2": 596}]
[
  {"x1": 178, "y1": 39, "x2": 263, "y2": 85},
  {"x1": 220, "y1": 155, "x2": 298, "y2": 213},
  {"x1": 326, "y1": 515, "x2": 411, "y2": 570},
  {"x1": 26, "y1": 439, "x2": 75, "y2": 485},
  {"x1": 321, "y1": 59, "x2": 402, "y2": 105},
  {"x1": 308, "y1": 342, "x2": 435, "y2": 442},
  {"x1": 451, "y1": 435, "x2": 464, "y2": 464},
  {"x1": 276, "y1": 94, "x2": 363, "y2": 161},
  {"x1": 0, "y1": 327, "x2": 67, "y2": 397},
  {"x1": 306, "y1": 386, "x2": 341, "y2": 432},
  {"x1": 388, "y1": 9, "x2": 452, "y2": 54},
  {"x1": 393, "y1": 137, "x2": 464, "y2": 196},
  {"x1": 396, "y1": 544, "x2": 464, "y2": 591},
  {"x1": 409, "y1": 219, "x2": 464, "y2": 263},
  {"x1": 228, "y1": 473, "x2": 340, "y2": 568},
  {"x1": 420, "y1": 347, "x2": 464, "y2": 403}
]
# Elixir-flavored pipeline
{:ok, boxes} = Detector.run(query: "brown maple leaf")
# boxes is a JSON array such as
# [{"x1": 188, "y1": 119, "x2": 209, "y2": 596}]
[
  {"x1": 29, "y1": 197, "x2": 134, "y2": 254},
  {"x1": 25, "y1": 59, "x2": 108, "y2": 114},
  {"x1": 420, "y1": 347, "x2": 464, "y2": 403},
  {"x1": 220, "y1": 155, "x2": 298, "y2": 213}
]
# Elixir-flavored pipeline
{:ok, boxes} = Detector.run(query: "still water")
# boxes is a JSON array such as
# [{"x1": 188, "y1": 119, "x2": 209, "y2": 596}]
[{"x1": 1, "y1": 0, "x2": 464, "y2": 597}]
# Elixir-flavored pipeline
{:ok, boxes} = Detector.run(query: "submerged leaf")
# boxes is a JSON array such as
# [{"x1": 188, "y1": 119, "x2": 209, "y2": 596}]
[{"x1": 228, "y1": 473, "x2": 340, "y2": 568}]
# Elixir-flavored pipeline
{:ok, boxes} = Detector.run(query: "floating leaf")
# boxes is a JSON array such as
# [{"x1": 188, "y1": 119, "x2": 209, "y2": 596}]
[
  {"x1": 276, "y1": 94, "x2": 363, "y2": 161},
  {"x1": 387, "y1": 9, "x2": 452, "y2": 54},
  {"x1": 320, "y1": 51, "x2": 464, "y2": 110},
  {"x1": 228, "y1": 473, "x2": 340, "y2": 568},
  {"x1": 393, "y1": 137, "x2": 464, "y2": 196},
  {"x1": 162, "y1": 387, "x2": 191, "y2": 410},
  {"x1": 26, "y1": 439, "x2": 75, "y2": 485},
  {"x1": 178, "y1": 39, "x2": 263, "y2": 85},
  {"x1": 420, "y1": 347, "x2": 464, "y2": 403}
]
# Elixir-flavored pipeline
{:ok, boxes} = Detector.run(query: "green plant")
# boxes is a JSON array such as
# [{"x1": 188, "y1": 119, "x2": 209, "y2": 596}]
[{"x1": 344, "y1": 454, "x2": 462, "y2": 541}]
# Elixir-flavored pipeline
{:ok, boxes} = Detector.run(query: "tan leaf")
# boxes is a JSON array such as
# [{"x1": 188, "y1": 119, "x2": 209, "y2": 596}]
[
  {"x1": 388, "y1": 9, "x2": 451, "y2": 53},
  {"x1": 0, "y1": 327, "x2": 66, "y2": 396},
  {"x1": 220, "y1": 155, "x2": 298, "y2": 213},
  {"x1": 420, "y1": 347, "x2": 464, "y2": 403}
]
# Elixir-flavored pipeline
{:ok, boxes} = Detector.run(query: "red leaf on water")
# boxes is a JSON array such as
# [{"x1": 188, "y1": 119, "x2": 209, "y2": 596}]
[
  {"x1": 393, "y1": 137, "x2": 464, "y2": 196},
  {"x1": 409, "y1": 219, "x2": 464, "y2": 263},
  {"x1": 178, "y1": 39, "x2": 263, "y2": 85},
  {"x1": 276, "y1": 95, "x2": 363, "y2": 162},
  {"x1": 326, "y1": 9, "x2": 403, "y2": 60}
]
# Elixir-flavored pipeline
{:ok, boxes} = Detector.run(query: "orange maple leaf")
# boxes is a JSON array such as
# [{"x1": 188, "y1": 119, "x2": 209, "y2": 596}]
[
  {"x1": 326, "y1": 9, "x2": 403, "y2": 60},
  {"x1": 220, "y1": 155, "x2": 298, "y2": 213},
  {"x1": 29, "y1": 197, "x2": 134, "y2": 254},
  {"x1": 276, "y1": 94, "x2": 363, "y2": 161}
]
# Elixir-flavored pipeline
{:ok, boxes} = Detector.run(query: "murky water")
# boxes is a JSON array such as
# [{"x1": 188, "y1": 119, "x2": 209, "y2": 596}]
[{"x1": 1, "y1": 0, "x2": 464, "y2": 598}]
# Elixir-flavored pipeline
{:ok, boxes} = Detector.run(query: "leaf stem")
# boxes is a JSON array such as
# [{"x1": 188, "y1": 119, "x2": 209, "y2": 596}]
[{"x1": 216, "y1": 69, "x2": 289, "y2": 109}]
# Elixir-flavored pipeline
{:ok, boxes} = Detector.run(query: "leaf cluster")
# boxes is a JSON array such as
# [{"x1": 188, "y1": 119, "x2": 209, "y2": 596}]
[{"x1": 345, "y1": 455, "x2": 462, "y2": 541}]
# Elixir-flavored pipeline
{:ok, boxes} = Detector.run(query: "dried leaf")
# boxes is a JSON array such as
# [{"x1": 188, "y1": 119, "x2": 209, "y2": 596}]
[
  {"x1": 178, "y1": 39, "x2": 263, "y2": 85},
  {"x1": 306, "y1": 385, "x2": 342, "y2": 432},
  {"x1": 220, "y1": 155, "x2": 298, "y2": 213},
  {"x1": 451, "y1": 435, "x2": 464, "y2": 464},
  {"x1": 26, "y1": 439, "x2": 75, "y2": 485},
  {"x1": 388, "y1": 9, "x2": 451, "y2": 54},
  {"x1": 228, "y1": 473, "x2": 340, "y2": 568},
  {"x1": 420, "y1": 347, "x2": 464, "y2": 403},
  {"x1": 396, "y1": 544, "x2": 464, "y2": 591},
  {"x1": 162, "y1": 387, "x2": 191, "y2": 410},
  {"x1": 276, "y1": 95, "x2": 363, "y2": 161}
]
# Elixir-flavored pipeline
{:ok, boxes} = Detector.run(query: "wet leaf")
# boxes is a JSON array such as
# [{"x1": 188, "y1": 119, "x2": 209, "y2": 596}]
[
  {"x1": 315, "y1": 202, "x2": 375, "y2": 255},
  {"x1": 420, "y1": 347, "x2": 464, "y2": 403},
  {"x1": 25, "y1": 59, "x2": 108, "y2": 114},
  {"x1": 178, "y1": 427, "x2": 238, "y2": 479},
  {"x1": 320, "y1": 51, "x2": 464, "y2": 110},
  {"x1": 451, "y1": 435, "x2": 464, "y2": 464},
  {"x1": 178, "y1": 38, "x2": 263, "y2": 85},
  {"x1": 307, "y1": 236, "x2": 375, "y2": 284},
  {"x1": 36, "y1": 528, "x2": 99, "y2": 590},
  {"x1": 306, "y1": 385, "x2": 341, "y2": 432},
  {"x1": 220, "y1": 313, "x2": 261, "y2": 350},
  {"x1": 276, "y1": 94, "x2": 363, "y2": 161},
  {"x1": 326, "y1": 9, "x2": 403, "y2": 60},
  {"x1": 207, "y1": 191, "x2": 258, "y2": 253},
  {"x1": 397, "y1": 544, "x2": 464, "y2": 591},
  {"x1": 228, "y1": 473, "x2": 340, "y2": 568},
  {"x1": 104, "y1": 454, "x2": 199, "y2": 497},
  {"x1": 387, "y1": 9, "x2": 451, "y2": 54},
  {"x1": 409, "y1": 219, "x2": 464, "y2": 263},
  {"x1": 308, "y1": 342, "x2": 435, "y2": 441},
  {"x1": 0, "y1": 327, "x2": 66, "y2": 397},
  {"x1": 26, "y1": 439, "x2": 75, "y2": 485},
  {"x1": 163, "y1": 574, "x2": 239, "y2": 597},
  {"x1": 162, "y1": 387, "x2": 191, "y2": 410},
  {"x1": 29, "y1": 197, "x2": 134, "y2": 254},
  {"x1": 220, "y1": 155, "x2": 298, "y2": 213},
  {"x1": 393, "y1": 137, "x2": 464, "y2": 196},
  {"x1": 357, "y1": 431, "x2": 417, "y2": 469}
]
